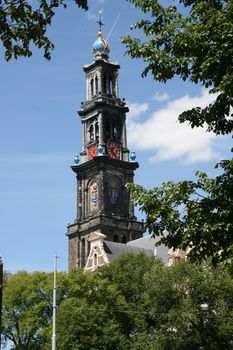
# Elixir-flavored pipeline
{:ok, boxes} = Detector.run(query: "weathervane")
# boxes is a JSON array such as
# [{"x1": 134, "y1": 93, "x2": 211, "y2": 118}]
[{"x1": 97, "y1": 9, "x2": 104, "y2": 31}]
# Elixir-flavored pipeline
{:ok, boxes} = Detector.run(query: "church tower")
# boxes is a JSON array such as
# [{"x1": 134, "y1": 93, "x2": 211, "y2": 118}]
[{"x1": 66, "y1": 28, "x2": 145, "y2": 270}]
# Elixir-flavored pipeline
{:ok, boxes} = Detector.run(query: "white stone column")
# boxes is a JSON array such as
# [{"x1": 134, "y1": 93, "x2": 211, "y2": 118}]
[
  {"x1": 86, "y1": 77, "x2": 89, "y2": 100},
  {"x1": 81, "y1": 180, "x2": 85, "y2": 220},
  {"x1": 115, "y1": 72, "x2": 119, "y2": 97},
  {"x1": 93, "y1": 76, "x2": 96, "y2": 96},
  {"x1": 122, "y1": 118, "x2": 127, "y2": 148},
  {"x1": 97, "y1": 71, "x2": 101, "y2": 93},
  {"x1": 106, "y1": 77, "x2": 110, "y2": 94},
  {"x1": 98, "y1": 112, "x2": 104, "y2": 145},
  {"x1": 100, "y1": 70, "x2": 103, "y2": 93},
  {"x1": 84, "y1": 181, "x2": 88, "y2": 219},
  {"x1": 81, "y1": 121, "x2": 85, "y2": 152}
]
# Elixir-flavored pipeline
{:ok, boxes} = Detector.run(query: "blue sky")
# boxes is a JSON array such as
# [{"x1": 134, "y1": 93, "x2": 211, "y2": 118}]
[{"x1": 0, "y1": 0, "x2": 231, "y2": 272}]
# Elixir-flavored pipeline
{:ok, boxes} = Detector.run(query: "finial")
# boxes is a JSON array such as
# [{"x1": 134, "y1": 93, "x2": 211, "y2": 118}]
[
  {"x1": 74, "y1": 154, "x2": 80, "y2": 165},
  {"x1": 130, "y1": 151, "x2": 136, "y2": 162},
  {"x1": 93, "y1": 9, "x2": 109, "y2": 60},
  {"x1": 98, "y1": 144, "x2": 104, "y2": 156},
  {"x1": 97, "y1": 9, "x2": 104, "y2": 31}
]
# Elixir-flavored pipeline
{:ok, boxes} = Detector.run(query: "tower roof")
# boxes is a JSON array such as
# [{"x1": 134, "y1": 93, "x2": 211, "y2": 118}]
[
  {"x1": 93, "y1": 31, "x2": 109, "y2": 50},
  {"x1": 93, "y1": 31, "x2": 109, "y2": 60}
]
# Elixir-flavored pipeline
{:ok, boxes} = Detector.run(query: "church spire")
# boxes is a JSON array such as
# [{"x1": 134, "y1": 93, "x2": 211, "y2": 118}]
[
  {"x1": 93, "y1": 31, "x2": 109, "y2": 60},
  {"x1": 96, "y1": 9, "x2": 104, "y2": 31},
  {"x1": 66, "y1": 19, "x2": 145, "y2": 271},
  {"x1": 93, "y1": 9, "x2": 109, "y2": 60}
]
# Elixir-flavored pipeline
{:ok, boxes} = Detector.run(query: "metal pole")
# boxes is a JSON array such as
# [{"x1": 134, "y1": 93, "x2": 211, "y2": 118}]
[
  {"x1": 0, "y1": 257, "x2": 3, "y2": 350},
  {"x1": 52, "y1": 255, "x2": 57, "y2": 350}
]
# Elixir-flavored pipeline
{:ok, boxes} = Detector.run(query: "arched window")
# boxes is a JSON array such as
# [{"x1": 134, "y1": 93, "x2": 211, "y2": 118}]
[
  {"x1": 95, "y1": 122, "x2": 99, "y2": 143},
  {"x1": 89, "y1": 180, "x2": 98, "y2": 211},
  {"x1": 122, "y1": 236, "x2": 127, "y2": 244},
  {"x1": 112, "y1": 122, "x2": 118, "y2": 139},
  {"x1": 102, "y1": 75, "x2": 107, "y2": 94},
  {"x1": 105, "y1": 121, "x2": 110, "y2": 140},
  {"x1": 95, "y1": 75, "x2": 98, "y2": 95},
  {"x1": 81, "y1": 238, "x2": 85, "y2": 267},
  {"x1": 90, "y1": 78, "x2": 94, "y2": 97},
  {"x1": 108, "y1": 176, "x2": 121, "y2": 205},
  {"x1": 112, "y1": 78, "x2": 116, "y2": 97},
  {"x1": 89, "y1": 125, "x2": 94, "y2": 141},
  {"x1": 131, "y1": 233, "x2": 136, "y2": 241},
  {"x1": 109, "y1": 79, "x2": 113, "y2": 95},
  {"x1": 93, "y1": 253, "x2": 98, "y2": 267}
]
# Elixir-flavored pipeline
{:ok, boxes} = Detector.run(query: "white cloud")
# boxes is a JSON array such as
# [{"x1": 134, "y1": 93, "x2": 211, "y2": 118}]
[
  {"x1": 153, "y1": 92, "x2": 170, "y2": 102},
  {"x1": 86, "y1": 12, "x2": 98, "y2": 21},
  {"x1": 87, "y1": 0, "x2": 108, "y2": 21},
  {"x1": 127, "y1": 89, "x2": 221, "y2": 164},
  {"x1": 127, "y1": 102, "x2": 149, "y2": 120}
]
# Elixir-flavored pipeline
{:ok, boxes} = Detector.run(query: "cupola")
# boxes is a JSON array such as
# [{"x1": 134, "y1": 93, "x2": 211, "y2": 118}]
[{"x1": 93, "y1": 31, "x2": 110, "y2": 60}]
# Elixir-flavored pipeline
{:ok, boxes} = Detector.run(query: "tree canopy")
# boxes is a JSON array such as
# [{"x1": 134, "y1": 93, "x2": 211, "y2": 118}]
[
  {"x1": 2, "y1": 255, "x2": 233, "y2": 349},
  {"x1": 122, "y1": 0, "x2": 233, "y2": 135},
  {"x1": 0, "y1": 0, "x2": 88, "y2": 61},
  {"x1": 122, "y1": 0, "x2": 233, "y2": 265},
  {"x1": 127, "y1": 158, "x2": 233, "y2": 265},
  {"x1": 2, "y1": 270, "x2": 68, "y2": 349}
]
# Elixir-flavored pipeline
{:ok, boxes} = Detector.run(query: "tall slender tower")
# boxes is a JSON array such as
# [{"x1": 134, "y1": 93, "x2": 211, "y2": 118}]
[{"x1": 66, "y1": 29, "x2": 145, "y2": 270}]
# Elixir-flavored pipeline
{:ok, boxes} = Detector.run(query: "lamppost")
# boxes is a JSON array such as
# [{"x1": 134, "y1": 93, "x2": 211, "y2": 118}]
[
  {"x1": 199, "y1": 303, "x2": 209, "y2": 349},
  {"x1": 52, "y1": 255, "x2": 57, "y2": 350},
  {"x1": 200, "y1": 303, "x2": 209, "y2": 312},
  {"x1": 0, "y1": 257, "x2": 3, "y2": 350}
]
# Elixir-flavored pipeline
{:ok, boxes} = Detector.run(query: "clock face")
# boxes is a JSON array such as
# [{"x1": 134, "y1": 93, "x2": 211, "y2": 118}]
[
  {"x1": 87, "y1": 144, "x2": 97, "y2": 160},
  {"x1": 107, "y1": 142, "x2": 120, "y2": 160}
]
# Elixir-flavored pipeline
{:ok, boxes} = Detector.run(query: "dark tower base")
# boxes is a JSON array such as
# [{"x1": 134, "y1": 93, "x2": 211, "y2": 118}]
[{"x1": 67, "y1": 156, "x2": 144, "y2": 270}]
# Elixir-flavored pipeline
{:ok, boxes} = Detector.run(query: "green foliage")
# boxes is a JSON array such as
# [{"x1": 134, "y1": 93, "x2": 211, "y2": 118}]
[
  {"x1": 122, "y1": 0, "x2": 233, "y2": 266},
  {"x1": 122, "y1": 0, "x2": 233, "y2": 135},
  {"x1": 127, "y1": 158, "x2": 233, "y2": 265},
  {"x1": 57, "y1": 297, "x2": 128, "y2": 350},
  {"x1": 56, "y1": 256, "x2": 233, "y2": 349},
  {"x1": 0, "y1": 0, "x2": 88, "y2": 61},
  {"x1": 56, "y1": 267, "x2": 130, "y2": 349},
  {"x1": 140, "y1": 260, "x2": 233, "y2": 349},
  {"x1": 2, "y1": 256, "x2": 233, "y2": 349},
  {"x1": 2, "y1": 270, "x2": 68, "y2": 349},
  {"x1": 11, "y1": 345, "x2": 42, "y2": 350},
  {"x1": 98, "y1": 254, "x2": 156, "y2": 335},
  {"x1": 99, "y1": 253, "x2": 154, "y2": 302}
]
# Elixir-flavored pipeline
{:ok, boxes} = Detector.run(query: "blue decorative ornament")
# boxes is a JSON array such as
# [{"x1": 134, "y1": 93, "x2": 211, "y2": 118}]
[
  {"x1": 130, "y1": 151, "x2": 136, "y2": 161},
  {"x1": 97, "y1": 144, "x2": 104, "y2": 155},
  {"x1": 93, "y1": 31, "x2": 109, "y2": 51},
  {"x1": 74, "y1": 155, "x2": 80, "y2": 164},
  {"x1": 93, "y1": 39, "x2": 104, "y2": 50}
]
